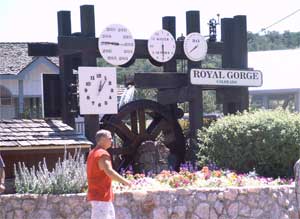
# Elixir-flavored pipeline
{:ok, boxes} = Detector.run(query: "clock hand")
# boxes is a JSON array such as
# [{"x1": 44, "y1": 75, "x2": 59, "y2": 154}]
[
  {"x1": 98, "y1": 80, "x2": 103, "y2": 94},
  {"x1": 99, "y1": 79, "x2": 107, "y2": 93},
  {"x1": 162, "y1": 44, "x2": 164, "y2": 61},
  {"x1": 101, "y1": 41, "x2": 120, "y2": 46},
  {"x1": 189, "y1": 45, "x2": 199, "y2": 53}
]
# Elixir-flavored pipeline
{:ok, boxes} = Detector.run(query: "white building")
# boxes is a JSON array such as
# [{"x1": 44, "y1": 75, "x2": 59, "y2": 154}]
[
  {"x1": 0, "y1": 43, "x2": 59, "y2": 119},
  {"x1": 0, "y1": 42, "x2": 127, "y2": 120},
  {"x1": 248, "y1": 48, "x2": 300, "y2": 111}
]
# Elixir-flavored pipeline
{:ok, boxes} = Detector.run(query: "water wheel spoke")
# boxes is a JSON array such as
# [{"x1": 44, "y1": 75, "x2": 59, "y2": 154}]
[
  {"x1": 109, "y1": 147, "x2": 131, "y2": 155},
  {"x1": 147, "y1": 118, "x2": 166, "y2": 139},
  {"x1": 138, "y1": 108, "x2": 146, "y2": 134},
  {"x1": 130, "y1": 111, "x2": 138, "y2": 134},
  {"x1": 147, "y1": 117, "x2": 162, "y2": 133},
  {"x1": 109, "y1": 118, "x2": 136, "y2": 142}
]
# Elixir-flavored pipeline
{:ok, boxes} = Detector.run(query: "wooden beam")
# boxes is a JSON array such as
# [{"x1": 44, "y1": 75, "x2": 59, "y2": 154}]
[
  {"x1": 220, "y1": 16, "x2": 249, "y2": 115},
  {"x1": 28, "y1": 43, "x2": 58, "y2": 57},
  {"x1": 157, "y1": 86, "x2": 193, "y2": 104},
  {"x1": 163, "y1": 16, "x2": 177, "y2": 72},
  {"x1": 134, "y1": 73, "x2": 187, "y2": 89},
  {"x1": 58, "y1": 11, "x2": 71, "y2": 36},
  {"x1": 80, "y1": 5, "x2": 99, "y2": 146},
  {"x1": 80, "y1": 5, "x2": 95, "y2": 37},
  {"x1": 28, "y1": 39, "x2": 223, "y2": 57},
  {"x1": 57, "y1": 10, "x2": 76, "y2": 128}
]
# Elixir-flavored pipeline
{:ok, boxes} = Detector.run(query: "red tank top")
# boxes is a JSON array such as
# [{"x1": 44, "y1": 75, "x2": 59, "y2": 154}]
[{"x1": 87, "y1": 148, "x2": 113, "y2": 201}]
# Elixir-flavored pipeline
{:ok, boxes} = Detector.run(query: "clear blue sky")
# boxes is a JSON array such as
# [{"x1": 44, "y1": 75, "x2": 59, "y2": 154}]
[{"x1": 0, "y1": 0, "x2": 300, "y2": 42}]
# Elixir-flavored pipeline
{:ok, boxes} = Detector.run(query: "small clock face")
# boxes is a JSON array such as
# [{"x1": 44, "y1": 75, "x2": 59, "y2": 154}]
[
  {"x1": 78, "y1": 67, "x2": 118, "y2": 115},
  {"x1": 184, "y1": 32, "x2": 207, "y2": 62},
  {"x1": 98, "y1": 24, "x2": 135, "y2": 66},
  {"x1": 148, "y1": 29, "x2": 176, "y2": 63}
]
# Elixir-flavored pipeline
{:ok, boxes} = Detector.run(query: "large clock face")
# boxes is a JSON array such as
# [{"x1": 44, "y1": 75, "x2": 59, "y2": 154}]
[
  {"x1": 148, "y1": 29, "x2": 176, "y2": 63},
  {"x1": 78, "y1": 67, "x2": 118, "y2": 115},
  {"x1": 98, "y1": 24, "x2": 135, "y2": 66},
  {"x1": 183, "y1": 32, "x2": 207, "y2": 62}
]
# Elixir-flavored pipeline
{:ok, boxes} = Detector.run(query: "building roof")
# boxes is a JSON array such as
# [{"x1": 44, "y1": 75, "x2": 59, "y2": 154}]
[
  {"x1": 0, "y1": 119, "x2": 92, "y2": 150},
  {"x1": 248, "y1": 48, "x2": 300, "y2": 91},
  {"x1": 0, "y1": 42, "x2": 58, "y2": 75}
]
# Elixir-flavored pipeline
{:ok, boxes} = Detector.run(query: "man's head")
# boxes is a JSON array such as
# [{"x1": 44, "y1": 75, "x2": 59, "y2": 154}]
[{"x1": 95, "y1": 129, "x2": 113, "y2": 149}]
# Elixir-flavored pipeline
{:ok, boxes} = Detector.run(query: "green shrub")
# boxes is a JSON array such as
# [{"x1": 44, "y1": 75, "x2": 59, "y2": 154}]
[
  {"x1": 14, "y1": 149, "x2": 86, "y2": 194},
  {"x1": 197, "y1": 109, "x2": 300, "y2": 177}
]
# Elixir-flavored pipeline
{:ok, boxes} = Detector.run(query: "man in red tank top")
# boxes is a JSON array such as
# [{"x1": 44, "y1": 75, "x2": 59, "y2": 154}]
[{"x1": 87, "y1": 129, "x2": 131, "y2": 219}]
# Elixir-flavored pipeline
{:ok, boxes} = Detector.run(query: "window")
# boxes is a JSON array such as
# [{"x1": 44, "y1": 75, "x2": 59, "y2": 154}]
[{"x1": 0, "y1": 86, "x2": 12, "y2": 106}]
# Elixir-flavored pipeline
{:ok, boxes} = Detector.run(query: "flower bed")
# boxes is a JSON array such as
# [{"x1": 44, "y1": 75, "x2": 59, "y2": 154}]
[
  {"x1": 10, "y1": 154, "x2": 298, "y2": 218},
  {"x1": 113, "y1": 166, "x2": 293, "y2": 192}
]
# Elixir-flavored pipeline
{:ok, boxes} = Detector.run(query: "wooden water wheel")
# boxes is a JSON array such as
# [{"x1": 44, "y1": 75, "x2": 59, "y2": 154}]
[{"x1": 100, "y1": 99, "x2": 186, "y2": 172}]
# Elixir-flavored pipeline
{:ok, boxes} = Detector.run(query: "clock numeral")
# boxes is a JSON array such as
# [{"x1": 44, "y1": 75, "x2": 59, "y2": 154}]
[
  {"x1": 107, "y1": 56, "x2": 117, "y2": 60},
  {"x1": 119, "y1": 57, "x2": 128, "y2": 61},
  {"x1": 86, "y1": 82, "x2": 91, "y2": 86},
  {"x1": 123, "y1": 35, "x2": 132, "y2": 39},
  {"x1": 124, "y1": 50, "x2": 133, "y2": 54},
  {"x1": 101, "y1": 34, "x2": 112, "y2": 38},
  {"x1": 104, "y1": 76, "x2": 107, "y2": 80},
  {"x1": 118, "y1": 28, "x2": 127, "y2": 32},
  {"x1": 106, "y1": 27, "x2": 116, "y2": 32},
  {"x1": 84, "y1": 88, "x2": 88, "y2": 92},
  {"x1": 87, "y1": 96, "x2": 90, "y2": 100},
  {"x1": 108, "y1": 81, "x2": 112, "y2": 85},
  {"x1": 91, "y1": 101, "x2": 95, "y2": 105},
  {"x1": 98, "y1": 103, "x2": 101, "y2": 107},
  {"x1": 110, "y1": 88, "x2": 114, "y2": 92},
  {"x1": 90, "y1": 76, "x2": 95, "y2": 80},
  {"x1": 96, "y1": 74, "x2": 102, "y2": 78},
  {"x1": 102, "y1": 49, "x2": 112, "y2": 54},
  {"x1": 124, "y1": 43, "x2": 134, "y2": 47},
  {"x1": 104, "y1": 101, "x2": 108, "y2": 105},
  {"x1": 109, "y1": 96, "x2": 112, "y2": 99}
]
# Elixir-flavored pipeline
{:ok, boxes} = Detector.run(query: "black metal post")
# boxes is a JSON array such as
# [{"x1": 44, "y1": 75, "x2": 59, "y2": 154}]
[
  {"x1": 220, "y1": 16, "x2": 249, "y2": 114},
  {"x1": 186, "y1": 11, "x2": 203, "y2": 161},
  {"x1": 80, "y1": 5, "x2": 99, "y2": 146},
  {"x1": 57, "y1": 11, "x2": 75, "y2": 128}
]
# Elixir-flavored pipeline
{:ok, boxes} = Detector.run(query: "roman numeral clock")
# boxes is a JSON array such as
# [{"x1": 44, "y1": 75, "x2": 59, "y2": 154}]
[{"x1": 78, "y1": 67, "x2": 118, "y2": 115}]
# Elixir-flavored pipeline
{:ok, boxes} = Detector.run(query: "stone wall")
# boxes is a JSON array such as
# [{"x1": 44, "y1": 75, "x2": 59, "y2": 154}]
[{"x1": 0, "y1": 185, "x2": 298, "y2": 219}]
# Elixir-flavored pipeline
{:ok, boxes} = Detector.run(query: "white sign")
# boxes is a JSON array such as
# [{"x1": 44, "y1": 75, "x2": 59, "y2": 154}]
[
  {"x1": 78, "y1": 67, "x2": 118, "y2": 115},
  {"x1": 190, "y1": 68, "x2": 263, "y2": 87}
]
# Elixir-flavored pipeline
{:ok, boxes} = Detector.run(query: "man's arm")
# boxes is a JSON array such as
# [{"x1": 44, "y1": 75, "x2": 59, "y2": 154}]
[{"x1": 98, "y1": 155, "x2": 131, "y2": 186}]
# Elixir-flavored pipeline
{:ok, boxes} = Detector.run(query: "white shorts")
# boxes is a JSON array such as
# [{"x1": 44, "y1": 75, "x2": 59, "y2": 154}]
[{"x1": 90, "y1": 201, "x2": 115, "y2": 219}]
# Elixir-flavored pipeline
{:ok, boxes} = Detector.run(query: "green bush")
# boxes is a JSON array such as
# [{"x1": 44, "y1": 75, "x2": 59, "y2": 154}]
[
  {"x1": 14, "y1": 149, "x2": 87, "y2": 194},
  {"x1": 197, "y1": 109, "x2": 300, "y2": 177}
]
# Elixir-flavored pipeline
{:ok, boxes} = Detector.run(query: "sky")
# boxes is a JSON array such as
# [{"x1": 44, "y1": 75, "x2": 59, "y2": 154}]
[{"x1": 0, "y1": 0, "x2": 300, "y2": 42}]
